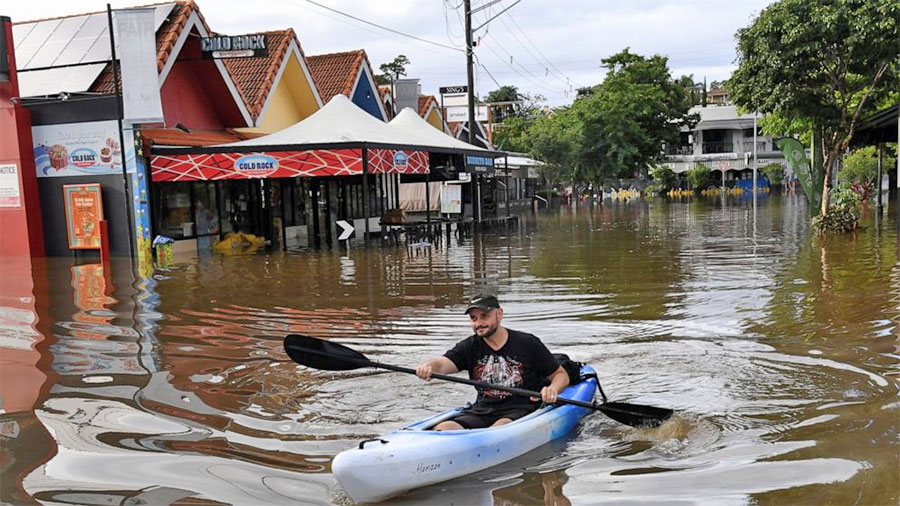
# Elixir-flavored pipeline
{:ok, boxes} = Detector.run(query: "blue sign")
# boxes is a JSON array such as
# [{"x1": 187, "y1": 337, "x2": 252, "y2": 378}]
[
  {"x1": 393, "y1": 151, "x2": 409, "y2": 168},
  {"x1": 235, "y1": 154, "x2": 278, "y2": 175},
  {"x1": 465, "y1": 154, "x2": 495, "y2": 173}
]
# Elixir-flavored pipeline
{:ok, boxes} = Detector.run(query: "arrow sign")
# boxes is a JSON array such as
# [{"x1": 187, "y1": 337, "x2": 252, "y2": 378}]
[{"x1": 336, "y1": 220, "x2": 354, "y2": 241}]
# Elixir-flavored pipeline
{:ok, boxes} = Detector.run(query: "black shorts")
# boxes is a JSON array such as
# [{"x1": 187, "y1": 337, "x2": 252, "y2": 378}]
[{"x1": 450, "y1": 405, "x2": 535, "y2": 429}]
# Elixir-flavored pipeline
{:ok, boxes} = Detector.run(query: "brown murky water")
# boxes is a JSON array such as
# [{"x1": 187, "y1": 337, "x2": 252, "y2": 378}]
[{"x1": 2, "y1": 195, "x2": 898, "y2": 505}]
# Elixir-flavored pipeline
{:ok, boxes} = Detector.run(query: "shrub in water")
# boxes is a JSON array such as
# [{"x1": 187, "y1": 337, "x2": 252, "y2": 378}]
[{"x1": 811, "y1": 185, "x2": 861, "y2": 234}]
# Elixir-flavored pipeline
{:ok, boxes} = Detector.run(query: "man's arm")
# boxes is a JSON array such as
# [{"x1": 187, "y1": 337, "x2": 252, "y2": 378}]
[
  {"x1": 415, "y1": 356, "x2": 459, "y2": 381},
  {"x1": 539, "y1": 365, "x2": 569, "y2": 403}
]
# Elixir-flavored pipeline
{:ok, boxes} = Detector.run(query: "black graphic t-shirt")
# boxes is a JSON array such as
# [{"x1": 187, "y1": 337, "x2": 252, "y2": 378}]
[{"x1": 444, "y1": 329, "x2": 560, "y2": 411}]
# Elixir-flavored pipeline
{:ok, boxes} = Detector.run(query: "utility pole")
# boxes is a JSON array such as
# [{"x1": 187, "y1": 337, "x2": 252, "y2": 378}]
[{"x1": 464, "y1": 0, "x2": 476, "y2": 145}]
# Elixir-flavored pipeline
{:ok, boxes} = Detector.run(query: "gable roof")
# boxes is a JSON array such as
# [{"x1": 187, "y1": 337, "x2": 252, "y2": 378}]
[
  {"x1": 307, "y1": 49, "x2": 387, "y2": 121},
  {"x1": 307, "y1": 50, "x2": 366, "y2": 102},
  {"x1": 417, "y1": 95, "x2": 436, "y2": 117},
  {"x1": 221, "y1": 28, "x2": 318, "y2": 120}
]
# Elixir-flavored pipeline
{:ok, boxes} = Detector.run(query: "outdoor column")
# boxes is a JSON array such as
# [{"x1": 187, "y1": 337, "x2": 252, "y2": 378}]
[
  {"x1": 505, "y1": 156, "x2": 510, "y2": 217},
  {"x1": 425, "y1": 170, "x2": 432, "y2": 228},
  {"x1": 362, "y1": 146, "x2": 370, "y2": 242},
  {"x1": 311, "y1": 180, "x2": 320, "y2": 248}
]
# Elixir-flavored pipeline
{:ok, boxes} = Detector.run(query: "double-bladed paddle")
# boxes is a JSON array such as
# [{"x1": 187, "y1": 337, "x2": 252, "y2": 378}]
[{"x1": 284, "y1": 334, "x2": 673, "y2": 428}]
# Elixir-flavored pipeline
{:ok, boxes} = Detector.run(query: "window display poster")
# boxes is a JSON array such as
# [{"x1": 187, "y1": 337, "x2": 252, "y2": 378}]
[
  {"x1": 441, "y1": 183, "x2": 462, "y2": 214},
  {"x1": 0, "y1": 164, "x2": 21, "y2": 208},
  {"x1": 63, "y1": 184, "x2": 104, "y2": 249},
  {"x1": 33, "y1": 121, "x2": 136, "y2": 178}
]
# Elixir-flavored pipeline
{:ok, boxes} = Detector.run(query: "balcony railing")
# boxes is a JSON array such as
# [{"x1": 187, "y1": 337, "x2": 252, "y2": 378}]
[
  {"x1": 666, "y1": 145, "x2": 693, "y2": 155},
  {"x1": 701, "y1": 141, "x2": 731, "y2": 154},
  {"x1": 741, "y1": 141, "x2": 768, "y2": 152}
]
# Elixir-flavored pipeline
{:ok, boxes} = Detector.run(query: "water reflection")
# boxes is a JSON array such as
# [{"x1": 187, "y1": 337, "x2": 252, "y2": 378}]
[{"x1": 1, "y1": 197, "x2": 898, "y2": 505}]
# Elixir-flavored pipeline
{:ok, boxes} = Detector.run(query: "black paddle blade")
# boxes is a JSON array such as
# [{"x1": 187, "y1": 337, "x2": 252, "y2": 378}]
[
  {"x1": 284, "y1": 334, "x2": 370, "y2": 371},
  {"x1": 596, "y1": 402, "x2": 674, "y2": 428}
]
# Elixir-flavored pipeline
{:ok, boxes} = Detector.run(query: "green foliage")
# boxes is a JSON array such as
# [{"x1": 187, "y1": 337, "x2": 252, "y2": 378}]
[
  {"x1": 685, "y1": 164, "x2": 712, "y2": 190},
  {"x1": 527, "y1": 110, "x2": 580, "y2": 189},
  {"x1": 729, "y1": 0, "x2": 900, "y2": 216},
  {"x1": 811, "y1": 184, "x2": 861, "y2": 233},
  {"x1": 570, "y1": 49, "x2": 698, "y2": 183},
  {"x1": 760, "y1": 163, "x2": 785, "y2": 185},
  {"x1": 649, "y1": 165, "x2": 677, "y2": 193},
  {"x1": 516, "y1": 49, "x2": 696, "y2": 189},
  {"x1": 492, "y1": 116, "x2": 530, "y2": 153},
  {"x1": 840, "y1": 146, "x2": 878, "y2": 187},
  {"x1": 376, "y1": 55, "x2": 410, "y2": 85},
  {"x1": 484, "y1": 85, "x2": 545, "y2": 123}
]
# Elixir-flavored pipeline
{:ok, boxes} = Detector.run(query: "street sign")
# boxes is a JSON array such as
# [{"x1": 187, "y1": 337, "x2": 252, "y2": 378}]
[
  {"x1": 440, "y1": 85, "x2": 467, "y2": 94},
  {"x1": 336, "y1": 220, "x2": 354, "y2": 241}
]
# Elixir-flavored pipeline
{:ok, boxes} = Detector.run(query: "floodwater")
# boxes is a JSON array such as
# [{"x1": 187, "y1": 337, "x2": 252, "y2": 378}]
[{"x1": 1, "y1": 195, "x2": 898, "y2": 505}]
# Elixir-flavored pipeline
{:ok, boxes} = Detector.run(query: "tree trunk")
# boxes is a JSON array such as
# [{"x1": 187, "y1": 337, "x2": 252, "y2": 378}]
[{"x1": 820, "y1": 153, "x2": 832, "y2": 216}]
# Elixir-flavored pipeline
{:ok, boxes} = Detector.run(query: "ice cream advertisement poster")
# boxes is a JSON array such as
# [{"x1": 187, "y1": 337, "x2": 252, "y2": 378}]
[
  {"x1": 63, "y1": 184, "x2": 104, "y2": 249},
  {"x1": 32, "y1": 120, "x2": 136, "y2": 178}
]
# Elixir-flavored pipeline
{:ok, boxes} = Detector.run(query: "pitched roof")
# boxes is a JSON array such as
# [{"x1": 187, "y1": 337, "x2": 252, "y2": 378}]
[
  {"x1": 221, "y1": 29, "x2": 301, "y2": 119},
  {"x1": 417, "y1": 95, "x2": 437, "y2": 118},
  {"x1": 91, "y1": 0, "x2": 212, "y2": 94},
  {"x1": 306, "y1": 50, "x2": 367, "y2": 102}
]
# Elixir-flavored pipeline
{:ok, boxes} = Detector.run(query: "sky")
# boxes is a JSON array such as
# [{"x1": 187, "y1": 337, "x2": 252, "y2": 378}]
[{"x1": 4, "y1": 0, "x2": 775, "y2": 107}]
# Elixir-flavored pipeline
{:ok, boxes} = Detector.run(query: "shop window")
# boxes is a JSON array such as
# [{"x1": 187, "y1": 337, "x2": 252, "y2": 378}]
[
  {"x1": 193, "y1": 182, "x2": 220, "y2": 236},
  {"x1": 156, "y1": 184, "x2": 192, "y2": 239}
]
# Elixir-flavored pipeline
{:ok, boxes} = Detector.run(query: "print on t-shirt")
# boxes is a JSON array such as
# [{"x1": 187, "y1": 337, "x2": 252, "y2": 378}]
[{"x1": 474, "y1": 354, "x2": 523, "y2": 399}]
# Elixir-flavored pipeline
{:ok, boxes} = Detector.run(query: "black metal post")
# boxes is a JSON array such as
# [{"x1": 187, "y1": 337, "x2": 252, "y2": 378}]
[
  {"x1": 362, "y1": 145, "x2": 370, "y2": 242},
  {"x1": 464, "y1": 0, "x2": 476, "y2": 145},
  {"x1": 425, "y1": 170, "x2": 432, "y2": 228},
  {"x1": 505, "y1": 155, "x2": 510, "y2": 217},
  {"x1": 106, "y1": 4, "x2": 135, "y2": 258}
]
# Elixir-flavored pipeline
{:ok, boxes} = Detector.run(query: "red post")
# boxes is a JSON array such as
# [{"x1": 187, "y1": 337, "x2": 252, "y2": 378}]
[{"x1": 99, "y1": 219, "x2": 110, "y2": 263}]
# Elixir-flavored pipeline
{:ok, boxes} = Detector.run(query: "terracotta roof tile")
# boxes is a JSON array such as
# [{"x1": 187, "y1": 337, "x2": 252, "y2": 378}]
[
  {"x1": 306, "y1": 50, "x2": 368, "y2": 102},
  {"x1": 143, "y1": 127, "x2": 244, "y2": 148},
  {"x1": 221, "y1": 29, "x2": 299, "y2": 119},
  {"x1": 91, "y1": 0, "x2": 210, "y2": 94},
  {"x1": 417, "y1": 95, "x2": 436, "y2": 118},
  {"x1": 447, "y1": 122, "x2": 461, "y2": 137}
]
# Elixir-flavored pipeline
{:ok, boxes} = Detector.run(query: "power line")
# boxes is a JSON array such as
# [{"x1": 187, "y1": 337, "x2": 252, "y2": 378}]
[
  {"x1": 298, "y1": 0, "x2": 464, "y2": 53},
  {"x1": 498, "y1": 15, "x2": 569, "y2": 89},
  {"x1": 505, "y1": 14, "x2": 577, "y2": 89}
]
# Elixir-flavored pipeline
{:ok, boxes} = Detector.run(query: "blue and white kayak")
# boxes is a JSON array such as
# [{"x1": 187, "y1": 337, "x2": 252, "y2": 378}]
[{"x1": 332, "y1": 365, "x2": 597, "y2": 503}]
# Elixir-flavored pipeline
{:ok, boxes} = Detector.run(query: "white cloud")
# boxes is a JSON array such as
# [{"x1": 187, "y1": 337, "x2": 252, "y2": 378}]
[{"x1": 5, "y1": 0, "x2": 773, "y2": 106}]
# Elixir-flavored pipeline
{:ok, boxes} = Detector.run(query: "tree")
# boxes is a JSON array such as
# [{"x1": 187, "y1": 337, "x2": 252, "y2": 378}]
[
  {"x1": 492, "y1": 116, "x2": 530, "y2": 152},
  {"x1": 730, "y1": 0, "x2": 899, "y2": 217},
  {"x1": 840, "y1": 146, "x2": 881, "y2": 200},
  {"x1": 526, "y1": 109, "x2": 580, "y2": 190},
  {"x1": 570, "y1": 49, "x2": 697, "y2": 188},
  {"x1": 686, "y1": 164, "x2": 712, "y2": 191},
  {"x1": 484, "y1": 85, "x2": 545, "y2": 122},
  {"x1": 650, "y1": 165, "x2": 677, "y2": 193},
  {"x1": 376, "y1": 55, "x2": 410, "y2": 85}
]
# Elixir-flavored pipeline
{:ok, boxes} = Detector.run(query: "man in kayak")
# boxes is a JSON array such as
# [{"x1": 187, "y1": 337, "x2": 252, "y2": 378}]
[{"x1": 415, "y1": 294, "x2": 569, "y2": 430}]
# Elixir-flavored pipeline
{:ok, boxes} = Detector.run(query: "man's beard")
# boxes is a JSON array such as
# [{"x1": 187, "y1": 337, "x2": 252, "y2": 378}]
[{"x1": 476, "y1": 324, "x2": 498, "y2": 339}]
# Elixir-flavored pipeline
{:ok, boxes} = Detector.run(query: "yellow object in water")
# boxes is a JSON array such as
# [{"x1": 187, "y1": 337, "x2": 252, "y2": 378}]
[{"x1": 213, "y1": 232, "x2": 266, "y2": 254}]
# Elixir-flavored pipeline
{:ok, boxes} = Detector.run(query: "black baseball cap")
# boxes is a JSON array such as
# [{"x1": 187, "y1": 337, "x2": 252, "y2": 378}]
[{"x1": 464, "y1": 294, "x2": 501, "y2": 314}]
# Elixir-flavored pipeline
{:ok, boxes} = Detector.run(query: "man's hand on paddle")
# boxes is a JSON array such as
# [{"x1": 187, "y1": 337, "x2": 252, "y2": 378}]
[
  {"x1": 416, "y1": 357, "x2": 458, "y2": 381},
  {"x1": 531, "y1": 366, "x2": 570, "y2": 403}
]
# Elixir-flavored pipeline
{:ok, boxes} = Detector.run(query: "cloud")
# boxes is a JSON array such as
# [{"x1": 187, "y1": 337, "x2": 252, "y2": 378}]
[{"x1": 6, "y1": 0, "x2": 771, "y2": 106}]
